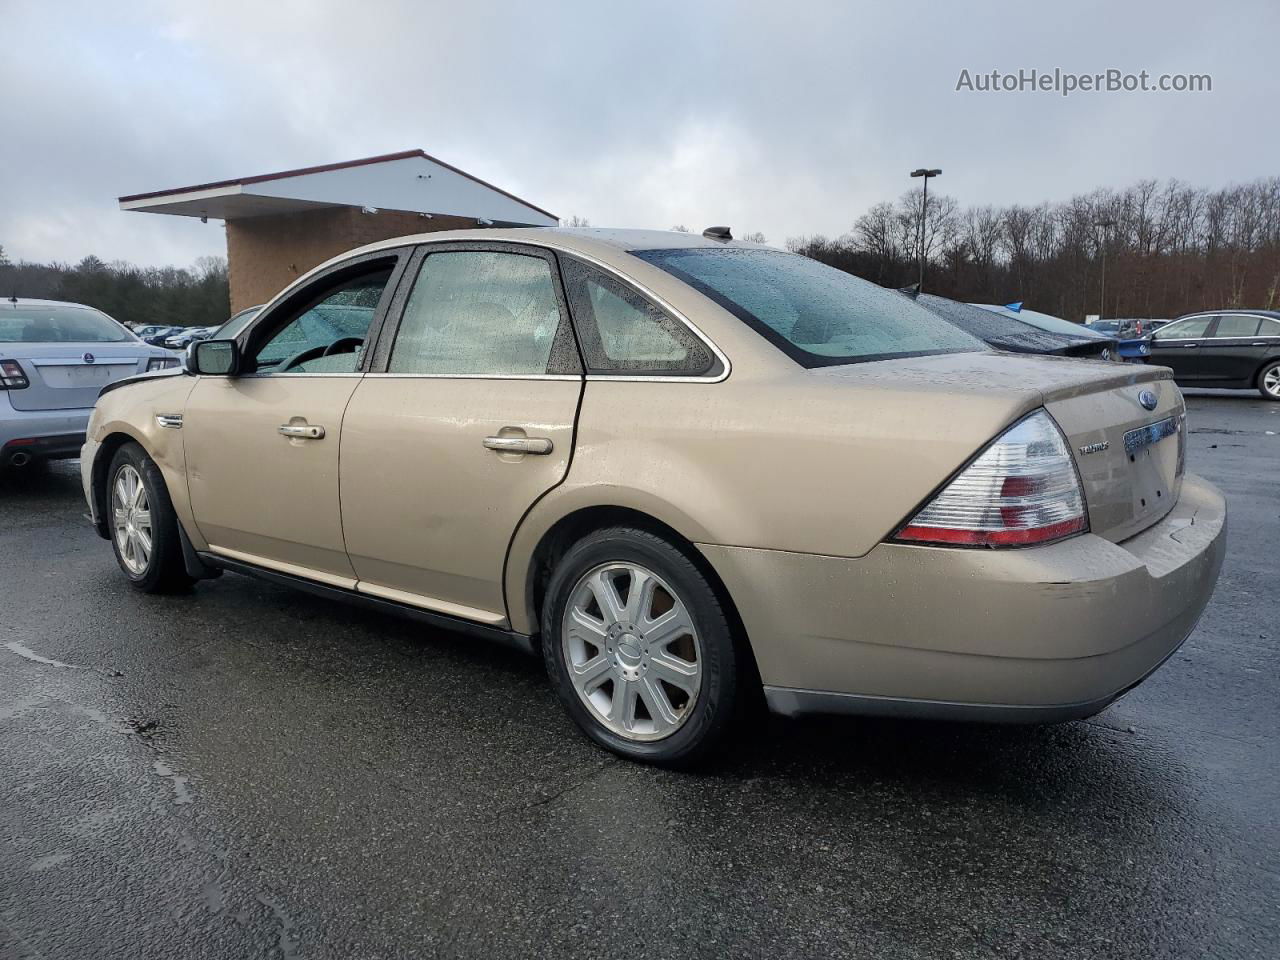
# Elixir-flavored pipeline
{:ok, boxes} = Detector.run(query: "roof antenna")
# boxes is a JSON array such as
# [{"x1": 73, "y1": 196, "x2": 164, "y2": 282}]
[
  {"x1": 702, "y1": 225, "x2": 732, "y2": 242},
  {"x1": 897, "y1": 283, "x2": 920, "y2": 299},
  {"x1": 1004, "y1": 300, "x2": 1023, "y2": 313}
]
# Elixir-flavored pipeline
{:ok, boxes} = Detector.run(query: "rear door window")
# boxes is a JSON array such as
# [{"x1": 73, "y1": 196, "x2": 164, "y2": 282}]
[
  {"x1": 1211, "y1": 315, "x2": 1261, "y2": 338},
  {"x1": 388, "y1": 250, "x2": 572, "y2": 376}
]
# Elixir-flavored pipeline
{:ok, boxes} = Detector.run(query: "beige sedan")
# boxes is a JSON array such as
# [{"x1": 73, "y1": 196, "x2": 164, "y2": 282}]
[{"x1": 82, "y1": 228, "x2": 1226, "y2": 766}]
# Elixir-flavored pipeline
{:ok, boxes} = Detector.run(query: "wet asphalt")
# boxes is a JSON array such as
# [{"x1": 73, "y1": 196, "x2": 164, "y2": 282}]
[{"x1": 1, "y1": 391, "x2": 1277, "y2": 960}]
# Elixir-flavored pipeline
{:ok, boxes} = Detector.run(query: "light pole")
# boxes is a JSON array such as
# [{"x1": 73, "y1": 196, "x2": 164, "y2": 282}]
[
  {"x1": 1095, "y1": 218, "x2": 1116, "y2": 321},
  {"x1": 910, "y1": 168, "x2": 942, "y2": 291}
]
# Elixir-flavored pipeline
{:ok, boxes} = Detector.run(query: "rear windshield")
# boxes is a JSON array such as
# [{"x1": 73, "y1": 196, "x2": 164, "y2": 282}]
[
  {"x1": 0, "y1": 305, "x2": 132, "y2": 343},
  {"x1": 633, "y1": 248, "x2": 984, "y2": 366}
]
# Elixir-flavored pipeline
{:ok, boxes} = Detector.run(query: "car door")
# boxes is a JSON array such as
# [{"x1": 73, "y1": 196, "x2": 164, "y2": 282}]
[
  {"x1": 183, "y1": 250, "x2": 408, "y2": 585},
  {"x1": 339, "y1": 243, "x2": 583, "y2": 624},
  {"x1": 1255, "y1": 317, "x2": 1280, "y2": 377},
  {"x1": 1196, "y1": 313, "x2": 1266, "y2": 383},
  {"x1": 1148, "y1": 315, "x2": 1216, "y2": 381}
]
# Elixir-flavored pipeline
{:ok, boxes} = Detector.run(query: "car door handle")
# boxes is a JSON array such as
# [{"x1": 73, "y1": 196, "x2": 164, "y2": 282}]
[
  {"x1": 1252, "y1": 342, "x2": 1267, "y2": 347},
  {"x1": 1182, "y1": 343, "x2": 1198, "y2": 348},
  {"x1": 278, "y1": 423, "x2": 325, "y2": 439},
  {"x1": 483, "y1": 436, "x2": 553, "y2": 455}
]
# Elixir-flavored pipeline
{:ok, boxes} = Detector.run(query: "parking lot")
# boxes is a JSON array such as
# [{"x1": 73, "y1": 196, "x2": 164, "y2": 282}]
[{"x1": 0, "y1": 390, "x2": 1275, "y2": 959}]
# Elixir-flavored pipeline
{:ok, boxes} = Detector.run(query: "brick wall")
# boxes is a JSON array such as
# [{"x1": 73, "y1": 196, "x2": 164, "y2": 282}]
[{"x1": 225, "y1": 207, "x2": 477, "y2": 311}]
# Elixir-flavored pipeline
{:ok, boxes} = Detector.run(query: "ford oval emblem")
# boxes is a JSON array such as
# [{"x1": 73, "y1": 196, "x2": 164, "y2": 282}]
[
  {"x1": 1138, "y1": 389, "x2": 1158, "y2": 411},
  {"x1": 83, "y1": 352, "x2": 96, "y2": 364}
]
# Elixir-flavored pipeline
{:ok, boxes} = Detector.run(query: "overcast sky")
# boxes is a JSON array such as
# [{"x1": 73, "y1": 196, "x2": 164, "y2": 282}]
[{"x1": 3, "y1": 0, "x2": 1275, "y2": 267}]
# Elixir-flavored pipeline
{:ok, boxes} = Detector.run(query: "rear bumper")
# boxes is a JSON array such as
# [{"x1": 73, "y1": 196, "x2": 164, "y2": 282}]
[
  {"x1": 699, "y1": 473, "x2": 1227, "y2": 721},
  {"x1": 1, "y1": 402, "x2": 92, "y2": 462}
]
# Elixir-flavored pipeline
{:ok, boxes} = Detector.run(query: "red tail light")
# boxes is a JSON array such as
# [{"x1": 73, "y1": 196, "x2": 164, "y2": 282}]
[
  {"x1": 893, "y1": 410, "x2": 1087, "y2": 548},
  {"x1": 0, "y1": 359, "x2": 29, "y2": 389}
]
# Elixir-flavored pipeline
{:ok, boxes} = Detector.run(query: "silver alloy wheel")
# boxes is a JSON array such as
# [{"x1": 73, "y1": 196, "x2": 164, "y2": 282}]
[
  {"x1": 561, "y1": 562, "x2": 702, "y2": 742},
  {"x1": 111, "y1": 464, "x2": 152, "y2": 576},
  {"x1": 1265, "y1": 365, "x2": 1280, "y2": 398}
]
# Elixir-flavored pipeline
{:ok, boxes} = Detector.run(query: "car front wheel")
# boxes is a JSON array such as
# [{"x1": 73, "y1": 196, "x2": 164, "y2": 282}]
[
  {"x1": 542, "y1": 526, "x2": 743, "y2": 767},
  {"x1": 106, "y1": 442, "x2": 194, "y2": 593}
]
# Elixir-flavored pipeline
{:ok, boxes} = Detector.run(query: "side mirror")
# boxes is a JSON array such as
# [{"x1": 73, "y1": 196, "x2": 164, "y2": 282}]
[{"x1": 192, "y1": 339, "x2": 240, "y2": 376}]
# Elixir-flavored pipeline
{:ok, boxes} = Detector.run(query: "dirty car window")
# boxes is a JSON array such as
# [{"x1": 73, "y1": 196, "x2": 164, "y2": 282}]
[{"x1": 634, "y1": 248, "x2": 984, "y2": 367}]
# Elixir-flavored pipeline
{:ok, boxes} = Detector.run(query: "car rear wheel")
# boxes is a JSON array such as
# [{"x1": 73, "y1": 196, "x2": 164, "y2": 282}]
[
  {"x1": 542, "y1": 526, "x2": 742, "y2": 767},
  {"x1": 106, "y1": 443, "x2": 194, "y2": 593},
  {"x1": 1258, "y1": 360, "x2": 1280, "y2": 401}
]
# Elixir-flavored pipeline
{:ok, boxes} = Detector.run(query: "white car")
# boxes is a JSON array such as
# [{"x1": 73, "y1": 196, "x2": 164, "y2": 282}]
[{"x1": 1, "y1": 298, "x2": 180, "y2": 468}]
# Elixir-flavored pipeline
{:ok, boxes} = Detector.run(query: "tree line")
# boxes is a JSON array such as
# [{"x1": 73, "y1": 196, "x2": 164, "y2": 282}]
[
  {"x1": 0, "y1": 248, "x2": 230, "y2": 328},
  {"x1": 6, "y1": 174, "x2": 1279, "y2": 328},
  {"x1": 787, "y1": 176, "x2": 1280, "y2": 321}
]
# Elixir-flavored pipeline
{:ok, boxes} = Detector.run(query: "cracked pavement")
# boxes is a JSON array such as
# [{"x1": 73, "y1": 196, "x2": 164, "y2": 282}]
[{"x1": 1, "y1": 390, "x2": 1277, "y2": 959}]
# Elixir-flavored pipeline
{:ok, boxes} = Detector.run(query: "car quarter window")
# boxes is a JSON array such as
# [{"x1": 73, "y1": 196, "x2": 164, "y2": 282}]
[
  {"x1": 1212, "y1": 315, "x2": 1261, "y2": 338},
  {"x1": 560, "y1": 258, "x2": 713, "y2": 375},
  {"x1": 1154, "y1": 316, "x2": 1214, "y2": 340},
  {"x1": 388, "y1": 250, "x2": 571, "y2": 375},
  {"x1": 1258, "y1": 318, "x2": 1280, "y2": 337},
  {"x1": 250, "y1": 266, "x2": 393, "y2": 374}
]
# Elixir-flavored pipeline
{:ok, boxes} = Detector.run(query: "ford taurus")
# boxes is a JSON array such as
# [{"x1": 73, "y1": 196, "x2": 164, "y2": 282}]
[{"x1": 82, "y1": 228, "x2": 1227, "y2": 766}]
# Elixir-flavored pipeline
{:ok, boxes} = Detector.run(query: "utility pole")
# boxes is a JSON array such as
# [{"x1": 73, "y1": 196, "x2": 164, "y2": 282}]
[
  {"x1": 910, "y1": 168, "x2": 942, "y2": 291},
  {"x1": 1095, "y1": 218, "x2": 1116, "y2": 321}
]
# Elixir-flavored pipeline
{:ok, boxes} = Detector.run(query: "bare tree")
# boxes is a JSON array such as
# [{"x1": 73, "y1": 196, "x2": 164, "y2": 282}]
[{"x1": 789, "y1": 175, "x2": 1280, "y2": 320}]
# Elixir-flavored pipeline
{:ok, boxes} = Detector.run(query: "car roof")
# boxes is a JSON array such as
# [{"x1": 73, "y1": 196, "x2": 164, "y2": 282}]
[
  {"x1": 2, "y1": 297, "x2": 108, "y2": 311},
  {"x1": 1176, "y1": 308, "x2": 1280, "y2": 320},
  {"x1": 335, "y1": 227, "x2": 770, "y2": 263}
]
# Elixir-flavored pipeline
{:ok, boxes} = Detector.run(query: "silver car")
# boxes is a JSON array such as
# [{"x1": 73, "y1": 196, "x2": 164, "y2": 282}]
[{"x1": 1, "y1": 298, "x2": 180, "y2": 468}]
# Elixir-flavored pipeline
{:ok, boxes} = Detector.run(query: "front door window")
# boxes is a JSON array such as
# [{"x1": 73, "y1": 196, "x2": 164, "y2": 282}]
[{"x1": 251, "y1": 268, "x2": 392, "y2": 374}]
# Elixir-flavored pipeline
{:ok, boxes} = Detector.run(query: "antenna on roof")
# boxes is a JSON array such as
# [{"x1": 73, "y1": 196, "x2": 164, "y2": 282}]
[
  {"x1": 1004, "y1": 301, "x2": 1023, "y2": 313},
  {"x1": 897, "y1": 283, "x2": 920, "y2": 300},
  {"x1": 702, "y1": 225, "x2": 732, "y2": 242}
]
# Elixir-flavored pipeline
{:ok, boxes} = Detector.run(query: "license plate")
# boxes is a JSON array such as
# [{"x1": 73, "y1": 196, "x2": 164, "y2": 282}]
[
  {"x1": 40, "y1": 364, "x2": 134, "y2": 387},
  {"x1": 1123, "y1": 416, "x2": 1179, "y2": 455}
]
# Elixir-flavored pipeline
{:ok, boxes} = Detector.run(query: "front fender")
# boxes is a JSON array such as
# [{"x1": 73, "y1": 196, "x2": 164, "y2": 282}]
[{"x1": 87, "y1": 375, "x2": 203, "y2": 549}]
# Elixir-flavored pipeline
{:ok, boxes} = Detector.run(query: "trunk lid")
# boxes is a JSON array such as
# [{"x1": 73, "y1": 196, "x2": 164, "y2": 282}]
[
  {"x1": 1042, "y1": 372, "x2": 1184, "y2": 543},
  {"x1": 811, "y1": 352, "x2": 1185, "y2": 542},
  {"x1": 2, "y1": 343, "x2": 154, "y2": 411}
]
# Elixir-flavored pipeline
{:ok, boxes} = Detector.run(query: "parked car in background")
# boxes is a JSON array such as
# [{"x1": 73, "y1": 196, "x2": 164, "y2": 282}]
[
  {"x1": 175, "y1": 308, "x2": 265, "y2": 369},
  {"x1": 136, "y1": 325, "x2": 183, "y2": 346},
  {"x1": 973, "y1": 303, "x2": 1099, "y2": 337},
  {"x1": 1148, "y1": 310, "x2": 1280, "y2": 399},
  {"x1": 81, "y1": 228, "x2": 1225, "y2": 766},
  {"x1": 918, "y1": 294, "x2": 1119, "y2": 360},
  {"x1": 163, "y1": 325, "x2": 220, "y2": 349},
  {"x1": 1080, "y1": 319, "x2": 1153, "y2": 362},
  {"x1": 1, "y1": 298, "x2": 180, "y2": 468},
  {"x1": 214, "y1": 305, "x2": 264, "y2": 341}
]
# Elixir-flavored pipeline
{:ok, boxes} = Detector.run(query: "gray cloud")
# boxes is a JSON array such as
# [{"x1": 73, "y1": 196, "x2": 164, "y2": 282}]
[{"x1": 2, "y1": 0, "x2": 1275, "y2": 266}]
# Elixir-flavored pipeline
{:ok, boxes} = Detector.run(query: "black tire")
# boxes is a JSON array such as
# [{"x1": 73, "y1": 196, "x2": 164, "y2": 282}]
[
  {"x1": 541, "y1": 526, "x2": 743, "y2": 767},
  {"x1": 1257, "y1": 360, "x2": 1280, "y2": 401},
  {"x1": 105, "y1": 442, "x2": 194, "y2": 594}
]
